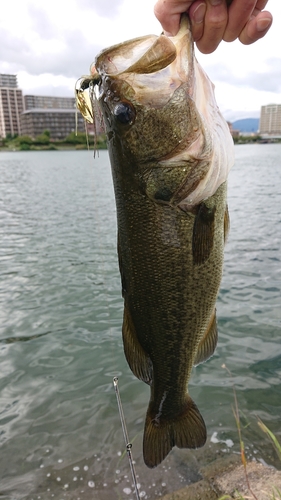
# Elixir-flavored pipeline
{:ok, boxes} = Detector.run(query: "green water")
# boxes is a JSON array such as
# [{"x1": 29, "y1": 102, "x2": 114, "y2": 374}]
[{"x1": 0, "y1": 146, "x2": 280, "y2": 499}]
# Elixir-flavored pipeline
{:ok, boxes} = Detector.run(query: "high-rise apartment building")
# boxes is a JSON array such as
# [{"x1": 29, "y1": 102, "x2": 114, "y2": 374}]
[
  {"x1": 21, "y1": 94, "x2": 93, "y2": 139},
  {"x1": 0, "y1": 74, "x2": 18, "y2": 88},
  {"x1": 259, "y1": 104, "x2": 281, "y2": 136},
  {"x1": 24, "y1": 95, "x2": 76, "y2": 110},
  {"x1": 0, "y1": 74, "x2": 97, "y2": 140},
  {"x1": 21, "y1": 107, "x2": 85, "y2": 139},
  {"x1": 20, "y1": 94, "x2": 85, "y2": 139},
  {"x1": 0, "y1": 74, "x2": 24, "y2": 138}
]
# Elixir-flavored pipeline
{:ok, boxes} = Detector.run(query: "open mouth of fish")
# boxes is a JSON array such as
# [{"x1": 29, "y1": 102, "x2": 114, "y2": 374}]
[
  {"x1": 76, "y1": 16, "x2": 234, "y2": 207},
  {"x1": 91, "y1": 22, "x2": 194, "y2": 109}
]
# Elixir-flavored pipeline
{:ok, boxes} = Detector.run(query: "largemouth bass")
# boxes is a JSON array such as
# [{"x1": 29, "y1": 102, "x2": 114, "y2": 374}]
[{"x1": 77, "y1": 15, "x2": 234, "y2": 468}]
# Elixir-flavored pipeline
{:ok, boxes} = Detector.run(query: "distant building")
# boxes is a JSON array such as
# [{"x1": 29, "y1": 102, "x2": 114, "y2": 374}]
[
  {"x1": 0, "y1": 74, "x2": 24, "y2": 138},
  {"x1": 0, "y1": 74, "x2": 18, "y2": 88},
  {"x1": 24, "y1": 94, "x2": 77, "y2": 110},
  {"x1": 20, "y1": 94, "x2": 88, "y2": 139},
  {"x1": 20, "y1": 107, "x2": 85, "y2": 140},
  {"x1": 0, "y1": 74, "x2": 100, "y2": 140},
  {"x1": 259, "y1": 104, "x2": 281, "y2": 137},
  {"x1": 22, "y1": 93, "x2": 100, "y2": 139}
]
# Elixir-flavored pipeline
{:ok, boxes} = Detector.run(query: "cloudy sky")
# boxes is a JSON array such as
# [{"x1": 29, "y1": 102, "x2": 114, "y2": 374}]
[{"x1": 0, "y1": 0, "x2": 280, "y2": 122}]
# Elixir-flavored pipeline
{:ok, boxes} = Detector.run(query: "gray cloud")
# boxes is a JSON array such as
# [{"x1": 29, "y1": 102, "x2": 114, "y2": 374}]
[
  {"x1": 0, "y1": 26, "x2": 104, "y2": 79},
  {"x1": 0, "y1": 0, "x2": 120, "y2": 80},
  {"x1": 21, "y1": 83, "x2": 76, "y2": 98},
  {"x1": 44, "y1": 29, "x2": 104, "y2": 77},
  {"x1": 246, "y1": 58, "x2": 281, "y2": 93},
  {"x1": 206, "y1": 58, "x2": 281, "y2": 94},
  {"x1": 224, "y1": 109, "x2": 260, "y2": 122},
  {"x1": 27, "y1": 4, "x2": 57, "y2": 39},
  {"x1": 2, "y1": 22, "x2": 281, "y2": 95}
]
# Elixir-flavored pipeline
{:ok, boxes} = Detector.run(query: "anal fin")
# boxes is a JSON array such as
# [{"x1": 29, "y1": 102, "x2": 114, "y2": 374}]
[
  {"x1": 193, "y1": 309, "x2": 218, "y2": 366},
  {"x1": 122, "y1": 305, "x2": 153, "y2": 385}
]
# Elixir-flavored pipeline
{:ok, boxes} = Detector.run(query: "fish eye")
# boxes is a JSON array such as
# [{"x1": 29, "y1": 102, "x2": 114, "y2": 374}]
[{"x1": 114, "y1": 102, "x2": 135, "y2": 125}]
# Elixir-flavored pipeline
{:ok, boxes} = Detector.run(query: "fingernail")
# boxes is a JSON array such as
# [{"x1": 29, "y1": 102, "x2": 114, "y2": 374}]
[
  {"x1": 256, "y1": 17, "x2": 272, "y2": 32},
  {"x1": 193, "y1": 3, "x2": 206, "y2": 24}
]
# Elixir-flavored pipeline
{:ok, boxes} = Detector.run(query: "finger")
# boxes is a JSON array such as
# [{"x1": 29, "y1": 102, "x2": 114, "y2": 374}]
[
  {"x1": 223, "y1": 0, "x2": 258, "y2": 42},
  {"x1": 238, "y1": 10, "x2": 273, "y2": 45},
  {"x1": 255, "y1": 0, "x2": 269, "y2": 10},
  {"x1": 195, "y1": 0, "x2": 228, "y2": 54},
  {"x1": 189, "y1": 1, "x2": 207, "y2": 42},
  {"x1": 154, "y1": 0, "x2": 193, "y2": 36}
]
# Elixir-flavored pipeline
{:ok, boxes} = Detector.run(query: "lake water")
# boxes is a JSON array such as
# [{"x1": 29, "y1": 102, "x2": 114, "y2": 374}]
[{"x1": 0, "y1": 145, "x2": 280, "y2": 499}]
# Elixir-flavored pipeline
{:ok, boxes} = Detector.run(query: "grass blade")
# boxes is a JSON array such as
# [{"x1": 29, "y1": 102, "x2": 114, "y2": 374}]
[{"x1": 258, "y1": 418, "x2": 281, "y2": 461}]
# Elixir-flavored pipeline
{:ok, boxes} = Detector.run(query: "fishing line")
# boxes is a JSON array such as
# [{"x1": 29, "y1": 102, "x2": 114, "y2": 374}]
[{"x1": 113, "y1": 377, "x2": 141, "y2": 500}]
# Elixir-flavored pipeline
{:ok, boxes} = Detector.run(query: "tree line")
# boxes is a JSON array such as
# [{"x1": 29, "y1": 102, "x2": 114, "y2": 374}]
[{"x1": 0, "y1": 130, "x2": 108, "y2": 151}]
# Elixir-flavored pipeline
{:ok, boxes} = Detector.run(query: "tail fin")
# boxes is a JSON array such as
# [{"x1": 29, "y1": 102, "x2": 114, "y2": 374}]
[{"x1": 143, "y1": 394, "x2": 206, "y2": 468}]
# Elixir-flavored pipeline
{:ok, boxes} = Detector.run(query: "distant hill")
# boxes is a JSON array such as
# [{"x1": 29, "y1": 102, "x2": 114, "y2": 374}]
[{"x1": 232, "y1": 118, "x2": 259, "y2": 133}]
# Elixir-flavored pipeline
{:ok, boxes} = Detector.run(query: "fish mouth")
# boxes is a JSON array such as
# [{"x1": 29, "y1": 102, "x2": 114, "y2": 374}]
[
  {"x1": 86, "y1": 15, "x2": 234, "y2": 207},
  {"x1": 94, "y1": 15, "x2": 194, "y2": 107}
]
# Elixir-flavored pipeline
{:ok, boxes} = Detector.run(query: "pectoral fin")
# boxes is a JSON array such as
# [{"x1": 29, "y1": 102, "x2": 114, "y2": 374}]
[
  {"x1": 192, "y1": 202, "x2": 216, "y2": 265},
  {"x1": 224, "y1": 204, "x2": 230, "y2": 244},
  {"x1": 117, "y1": 231, "x2": 127, "y2": 297},
  {"x1": 122, "y1": 305, "x2": 153, "y2": 385},
  {"x1": 193, "y1": 310, "x2": 218, "y2": 366}
]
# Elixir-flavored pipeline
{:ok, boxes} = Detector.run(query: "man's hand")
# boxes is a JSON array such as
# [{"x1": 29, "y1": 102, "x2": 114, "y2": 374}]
[{"x1": 154, "y1": 0, "x2": 273, "y2": 54}]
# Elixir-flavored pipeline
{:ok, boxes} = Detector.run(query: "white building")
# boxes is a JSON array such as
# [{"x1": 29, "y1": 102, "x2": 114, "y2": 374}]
[
  {"x1": 259, "y1": 104, "x2": 281, "y2": 137},
  {"x1": 0, "y1": 74, "x2": 24, "y2": 138}
]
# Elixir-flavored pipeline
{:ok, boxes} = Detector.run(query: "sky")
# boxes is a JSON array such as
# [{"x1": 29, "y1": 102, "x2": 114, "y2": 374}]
[{"x1": 0, "y1": 0, "x2": 280, "y2": 122}]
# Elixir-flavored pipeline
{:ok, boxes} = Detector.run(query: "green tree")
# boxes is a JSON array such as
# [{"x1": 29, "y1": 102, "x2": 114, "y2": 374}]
[
  {"x1": 64, "y1": 131, "x2": 87, "y2": 144},
  {"x1": 16, "y1": 135, "x2": 33, "y2": 145},
  {"x1": 34, "y1": 133, "x2": 50, "y2": 145},
  {"x1": 19, "y1": 143, "x2": 31, "y2": 151}
]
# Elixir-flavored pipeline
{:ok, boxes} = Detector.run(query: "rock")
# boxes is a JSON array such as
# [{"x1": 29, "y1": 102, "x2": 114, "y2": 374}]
[
  {"x1": 157, "y1": 479, "x2": 218, "y2": 500},
  {"x1": 159, "y1": 456, "x2": 281, "y2": 500},
  {"x1": 214, "y1": 461, "x2": 281, "y2": 500}
]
